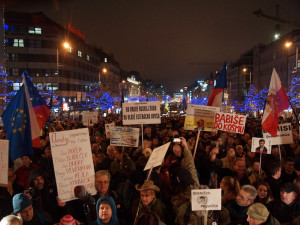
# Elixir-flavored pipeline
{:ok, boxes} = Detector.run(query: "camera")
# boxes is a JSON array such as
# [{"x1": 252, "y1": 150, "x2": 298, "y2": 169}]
[{"x1": 173, "y1": 137, "x2": 181, "y2": 143}]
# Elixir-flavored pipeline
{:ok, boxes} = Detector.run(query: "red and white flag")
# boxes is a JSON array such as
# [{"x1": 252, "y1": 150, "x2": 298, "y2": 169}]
[{"x1": 262, "y1": 68, "x2": 290, "y2": 137}]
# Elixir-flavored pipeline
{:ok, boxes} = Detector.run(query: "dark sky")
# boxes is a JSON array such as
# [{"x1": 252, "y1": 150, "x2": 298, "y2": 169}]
[{"x1": 6, "y1": 0, "x2": 300, "y2": 93}]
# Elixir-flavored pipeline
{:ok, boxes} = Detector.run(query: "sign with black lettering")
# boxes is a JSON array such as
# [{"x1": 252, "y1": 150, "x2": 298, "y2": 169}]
[
  {"x1": 122, "y1": 102, "x2": 161, "y2": 125},
  {"x1": 263, "y1": 123, "x2": 293, "y2": 145},
  {"x1": 50, "y1": 128, "x2": 96, "y2": 202},
  {"x1": 191, "y1": 189, "x2": 221, "y2": 211},
  {"x1": 110, "y1": 126, "x2": 139, "y2": 147}
]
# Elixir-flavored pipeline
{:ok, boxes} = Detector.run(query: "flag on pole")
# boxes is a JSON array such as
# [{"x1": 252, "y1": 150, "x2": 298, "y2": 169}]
[
  {"x1": 207, "y1": 63, "x2": 227, "y2": 107},
  {"x1": 2, "y1": 74, "x2": 51, "y2": 160},
  {"x1": 262, "y1": 68, "x2": 290, "y2": 137}
]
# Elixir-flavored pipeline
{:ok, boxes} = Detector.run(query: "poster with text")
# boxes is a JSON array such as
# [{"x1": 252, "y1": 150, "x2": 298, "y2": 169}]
[
  {"x1": 144, "y1": 142, "x2": 171, "y2": 171},
  {"x1": 251, "y1": 137, "x2": 272, "y2": 154},
  {"x1": 184, "y1": 104, "x2": 220, "y2": 131},
  {"x1": 0, "y1": 140, "x2": 9, "y2": 186},
  {"x1": 110, "y1": 126, "x2": 140, "y2": 147},
  {"x1": 122, "y1": 101, "x2": 161, "y2": 125},
  {"x1": 214, "y1": 112, "x2": 246, "y2": 134},
  {"x1": 263, "y1": 123, "x2": 293, "y2": 145},
  {"x1": 50, "y1": 128, "x2": 96, "y2": 202},
  {"x1": 82, "y1": 111, "x2": 98, "y2": 126},
  {"x1": 191, "y1": 189, "x2": 221, "y2": 211}
]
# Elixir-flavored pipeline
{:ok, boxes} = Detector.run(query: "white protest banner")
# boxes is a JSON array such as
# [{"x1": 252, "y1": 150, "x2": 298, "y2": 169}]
[
  {"x1": 122, "y1": 101, "x2": 161, "y2": 125},
  {"x1": 110, "y1": 126, "x2": 140, "y2": 147},
  {"x1": 50, "y1": 128, "x2": 96, "y2": 202},
  {"x1": 251, "y1": 137, "x2": 272, "y2": 154},
  {"x1": 82, "y1": 111, "x2": 98, "y2": 126},
  {"x1": 105, "y1": 123, "x2": 115, "y2": 138},
  {"x1": 214, "y1": 112, "x2": 246, "y2": 134},
  {"x1": 184, "y1": 104, "x2": 220, "y2": 131},
  {"x1": 144, "y1": 142, "x2": 171, "y2": 171},
  {"x1": 263, "y1": 123, "x2": 293, "y2": 145},
  {"x1": 0, "y1": 140, "x2": 9, "y2": 186},
  {"x1": 191, "y1": 189, "x2": 221, "y2": 211}
]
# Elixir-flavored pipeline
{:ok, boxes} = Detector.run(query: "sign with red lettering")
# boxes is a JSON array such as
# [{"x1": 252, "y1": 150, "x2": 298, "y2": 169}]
[
  {"x1": 214, "y1": 112, "x2": 246, "y2": 134},
  {"x1": 0, "y1": 140, "x2": 9, "y2": 186},
  {"x1": 50, "y1": 128, "x2": 96, "y2": 202}
]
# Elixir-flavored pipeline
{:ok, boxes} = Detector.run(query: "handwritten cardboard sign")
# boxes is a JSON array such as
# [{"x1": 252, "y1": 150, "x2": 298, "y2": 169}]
[
  {"x1": 122, "y1": 101, "x2": 161, "y2": 125},
  {"x1": 50, "y1": 128, "x2": 96, "y2": 202},
  {"x1": 263, "y1": 123, "x2": 293, "y2": 145},
  {"x1": 251, "y1": 137, "x2": 272, "y2": 154},
  {"x1": 0, "y1": 140, "x2": 9, "y2": 186},
  {"x1": 184, "y1": 104, "x2": 220, "y2": 131},
  {"x1": 110, "y1": 126, "x2": 140, "y2": 147},
  {"x1": 144, "y1": 142, "x2": 171, "y2": 171},
  {"x1": 214, "y1": 112, "x2": 246, "y2": 134},
  {"x1": 82, "y1": 111, "x2": 98, "y2": 126},
  {"x1": 191, "y1": 189, "x2": 221, "y2": 211}
]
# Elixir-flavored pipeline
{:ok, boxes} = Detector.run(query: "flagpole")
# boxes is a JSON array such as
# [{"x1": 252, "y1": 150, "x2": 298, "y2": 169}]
[{"x1": 50, "y1": 111, "x2": 64, "y2": 130}]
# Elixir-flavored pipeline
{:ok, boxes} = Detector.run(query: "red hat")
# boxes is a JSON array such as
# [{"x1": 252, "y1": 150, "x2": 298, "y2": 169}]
[{"x1": 59, "y1": 215, "x2": 76, "y2": 225}]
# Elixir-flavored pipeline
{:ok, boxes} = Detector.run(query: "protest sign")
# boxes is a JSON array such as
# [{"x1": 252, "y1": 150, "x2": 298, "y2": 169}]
[
  {"x1": 0, "y1": 140, "x2": 9, "y2": 186},
  {"x1": 122, "y1": 101, "x2": 161, "y2": 125},
  {"x1": 263, "y1": 123, "x2": 293, "y2": 145},
  {"x1": 105, "y1": 123, "x2": 115, "y2": 138},
  {"x1": 50, "y1": 128, "x2": 96, "y2": 202},
  {"x1": 191, "y1": 189, "x2": 221, "y2": 211},
  {"x1": 144, "y1": 142, "x2": 170, "y2": 171},
  {"x1": 184, "y1": 104, "x2": 220, "y2": 131},
  {"x1": 214, "y1": 112, "x2": 246, "y2": 134},
  {"x1": 251, "y1": 137, "x2": 272, "y2": 154},
  {"x1": 82, "y1": 111, "x2": 98, "y2": 126},
  {"x1": 110, "y1": 126, "x2": 140, "y2": 147}
]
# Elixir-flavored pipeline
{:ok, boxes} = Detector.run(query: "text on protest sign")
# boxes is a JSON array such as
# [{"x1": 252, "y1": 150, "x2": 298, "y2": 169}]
[
  {"x1": 263, "y1": 123, "x2": 293, "y2": 145},
  {"x1": 251, "y1": 137, "x2": 272, "y2": 154},
  {"x1": 105, "y1": 123, "x2": 115, "y2": 138},
  {"x1": 214, "y1": 112, "x2": 246, "y2": 134},
  {"x1": 191, "y1": 189, "x2": 221, "y2": 211},
  {"x1": 50, "y1": 128, "x2": 96, "y2": 202},
  {"x1": 81, "y1": 111, "x2": 98, "y2": 126},
  {"x1": 144, "y1": 142, "x2": 171, "y2": 171},
  {"x1": 184, "y1": 104, "x2": 220, "y2": 131},
  {"x1": 110, "y1": 126, "x2": 140, "y2": 147},
  {"x1": 0, "y1": 140, "x2": 9, "y2": 186},
  {"x1": 122, "y1": 101, "x2": 161, "y2": 125}
]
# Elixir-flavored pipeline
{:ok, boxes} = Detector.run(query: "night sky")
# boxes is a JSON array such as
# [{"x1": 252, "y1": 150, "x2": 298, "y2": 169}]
[{"x1": 6, "y1": 0, "x2": 300, "y2": 93}]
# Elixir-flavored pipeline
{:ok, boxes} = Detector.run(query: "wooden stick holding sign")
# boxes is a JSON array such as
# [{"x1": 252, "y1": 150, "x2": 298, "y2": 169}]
[{"x1": 193, "y1": 128, "x2": 201, "y2": 159}]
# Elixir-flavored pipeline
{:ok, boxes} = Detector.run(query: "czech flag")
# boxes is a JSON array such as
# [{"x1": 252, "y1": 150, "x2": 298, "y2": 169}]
[
  {"x1": 262, "y1": 68, "x2": 290, "y2": 137},
  {"x1": 207, "y1": 63, "x2": 227, "y2": 107},
  {"x1": 2, "y1": 74, "x2": 51, "y2": 160}
]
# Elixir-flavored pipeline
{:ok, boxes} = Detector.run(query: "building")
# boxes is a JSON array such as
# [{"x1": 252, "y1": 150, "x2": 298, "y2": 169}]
[{"x1": 2, "y1": 11, "x2": 121, "y2": 111}]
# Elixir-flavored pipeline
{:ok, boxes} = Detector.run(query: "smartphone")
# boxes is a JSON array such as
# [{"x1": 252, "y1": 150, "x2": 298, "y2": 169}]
[{"x1": 173, "y1": 138, "x2": 181, "y2": 143}]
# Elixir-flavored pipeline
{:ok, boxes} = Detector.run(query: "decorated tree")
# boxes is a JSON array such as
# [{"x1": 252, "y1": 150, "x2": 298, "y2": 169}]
[
  {"x1": 241, "y1": 84, "x2": 259, "y2": 114},
  {"x1": 288, "y1": 77, "x2": 300, "y2": 109},
  {"x1": 190, "y1": 97, "x2": 208, "y2": 105}
]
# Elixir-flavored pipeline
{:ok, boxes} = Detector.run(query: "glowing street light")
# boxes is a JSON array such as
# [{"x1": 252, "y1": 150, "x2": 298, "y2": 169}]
[{"x1": 285, "y1": 41, "x2": 298, "y2": 72}]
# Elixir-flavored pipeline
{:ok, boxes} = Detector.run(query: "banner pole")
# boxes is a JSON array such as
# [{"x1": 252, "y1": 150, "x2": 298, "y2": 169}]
[
  {"x1": 278, "y1": 145, "x2": 282, "y2": 163},
  {"x1": 141, "y1": 124, "x2": 144, "y2": 150},
  {"x1": 193, "y1": 128, "x2": 201, "y2": 159}
]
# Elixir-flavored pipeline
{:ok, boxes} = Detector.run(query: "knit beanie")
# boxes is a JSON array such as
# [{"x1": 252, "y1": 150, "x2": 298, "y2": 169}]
[
  {"x1": 59, "y1": 215, "x2": 76, "y2": 225},
  {"x1": 13, "y1": 193, "x2": 32, "y2": 213},
  {"x1": 247, "y1": 203, "x2": 269, "y2": 222}
]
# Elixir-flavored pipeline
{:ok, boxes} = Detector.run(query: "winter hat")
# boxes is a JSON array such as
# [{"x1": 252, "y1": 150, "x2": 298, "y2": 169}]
[
  {"x1": 59, "y1": 215, "x2": 76, "y2": 225},
  {"x1": 247, "y1": 203, "x2": 269, "y2": 222},
  {"x1": 281, "y1": 182, "x2": 298, "y2": 194},
  {"x1": 170, "y1": 166, "x2": 195, "y2": 187},
  {"x1": 13, "y1": 193, "x2": 32, "y2": 213},
  {"x1": 29, "y1": 168, "x2": 44, "y2": 187}
]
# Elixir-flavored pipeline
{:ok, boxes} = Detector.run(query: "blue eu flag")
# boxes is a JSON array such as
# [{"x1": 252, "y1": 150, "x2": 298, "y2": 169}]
[{"x1": 2, "y1": 85, "x2": 33, "y2": 160}]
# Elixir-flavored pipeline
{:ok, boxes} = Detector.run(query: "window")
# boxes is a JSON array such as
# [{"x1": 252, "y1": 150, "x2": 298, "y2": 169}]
[
  {"x1": 78, "y1": 51, "x2": 82, "y2": 57},
  {"x1": 87, "y1": 55, "x2": 90, "y2": 61},
  {"x1": 28, "y1": 27, "x2": 42, "y2": 34},
  {"x1": 13, "y1": 83, "x2": 22, "y2": 91},
  {"x1": 13, "y1": 39, "x2": 24, "y2": 47},
  {"x1": 104, "y1": 57, "x2": 108, "y2": 62},
  {"x1": 68, "y1": 46, "x2": 72, "y2": 53}
]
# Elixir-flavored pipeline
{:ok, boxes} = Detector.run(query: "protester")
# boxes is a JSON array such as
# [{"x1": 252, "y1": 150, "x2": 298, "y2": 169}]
[
  {"x1": 220, "y1": 176, "x2": 240, "y2": 205},
  {"x1": 15, "y1": 156, "x2": 38, "y2": 190},
  {"x1": 0, "y1": 215, "x2": 23, "y2": 225},
  {"x1": 247, "y1": 203, "x2": 280, "y2": 225},
  {"x1": 93, "y1": 196, "x2": 119, "y2": 225},
  {"x1": 255, "y1": 182, "x2": 274, "y2": 205}
]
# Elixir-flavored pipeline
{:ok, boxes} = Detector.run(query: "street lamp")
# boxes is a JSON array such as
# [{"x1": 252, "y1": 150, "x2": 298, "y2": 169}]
[
  {"x1": 242, "y1": 67, "x2": 252, "y2": 90},
  {"x1": 57, "y1": 41, "x2": 70, "y2": 76},
  {"x1": 285, "y1": 41, "x2": 298, "y2": 72}
]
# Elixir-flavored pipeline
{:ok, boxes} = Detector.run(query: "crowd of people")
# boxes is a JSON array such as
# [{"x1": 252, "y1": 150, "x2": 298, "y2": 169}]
[{"x1": 0, "y1": 114, "x2": 300, "y2": 225}]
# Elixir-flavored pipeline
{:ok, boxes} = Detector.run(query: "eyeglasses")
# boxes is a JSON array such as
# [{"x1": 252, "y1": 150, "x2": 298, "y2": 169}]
[{"x1": 96, "y1": 181, "x2": 109, "y2": 184}]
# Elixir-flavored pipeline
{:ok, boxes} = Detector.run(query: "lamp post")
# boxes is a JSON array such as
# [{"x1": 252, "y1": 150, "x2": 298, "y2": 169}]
[{"x1": 285, "y1": 41, "x2": 298, "y2": 72}]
